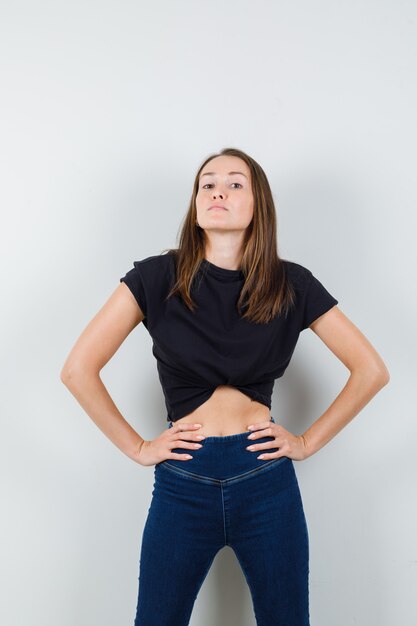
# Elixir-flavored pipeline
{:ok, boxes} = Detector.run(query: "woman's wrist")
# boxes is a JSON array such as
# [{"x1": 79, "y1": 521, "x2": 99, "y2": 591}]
[{"x1": 128, "y1": 435, "x2": 146, "y2": 464}]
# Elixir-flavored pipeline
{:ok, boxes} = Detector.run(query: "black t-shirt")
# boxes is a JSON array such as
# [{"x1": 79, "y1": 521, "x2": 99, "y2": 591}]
[{"x1": 120, "y1": 252, "x2": 338, "y2": 422}]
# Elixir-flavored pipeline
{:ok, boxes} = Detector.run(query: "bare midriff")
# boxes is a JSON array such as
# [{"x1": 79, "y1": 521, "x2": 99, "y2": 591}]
[{"x1": 172, "y1": 385, "x2": 272, "y2": 437}]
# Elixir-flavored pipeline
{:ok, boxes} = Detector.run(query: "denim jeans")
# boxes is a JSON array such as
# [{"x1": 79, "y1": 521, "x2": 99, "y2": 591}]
[{"x1": 133, "y1": 416, "x2": 310, "y2": 625}]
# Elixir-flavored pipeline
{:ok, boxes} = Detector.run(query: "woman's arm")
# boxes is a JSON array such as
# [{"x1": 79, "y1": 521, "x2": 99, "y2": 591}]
[
  {"x1": 300, "y1": 306, "x2": 390, "y2": 457},
  {"x1": 60, "y1": 283, "x2": 146, "y2": 463}
]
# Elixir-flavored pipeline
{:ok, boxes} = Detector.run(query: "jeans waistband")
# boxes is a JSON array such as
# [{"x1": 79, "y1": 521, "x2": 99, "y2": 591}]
[{"x1": 160, "y1": 415, "x2": 286, "y2": 480}]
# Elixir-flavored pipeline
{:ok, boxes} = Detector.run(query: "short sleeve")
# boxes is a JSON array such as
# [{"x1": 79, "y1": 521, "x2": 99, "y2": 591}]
[
  {"x1": 120, "y1": 262, "x2": 147, "y2": 317},
  {"x1": 301, "y1": 271, "x2": 338, "y2": 331}
]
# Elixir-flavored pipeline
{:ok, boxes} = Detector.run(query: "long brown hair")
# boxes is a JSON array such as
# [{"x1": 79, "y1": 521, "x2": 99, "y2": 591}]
[{"x1": 161, "y1": 147, "x2": 296, "y2": 324}]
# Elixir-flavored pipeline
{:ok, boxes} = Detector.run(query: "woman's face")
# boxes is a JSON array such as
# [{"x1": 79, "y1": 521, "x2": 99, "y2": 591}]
[{"x1": 195, "y1": 155, "x2": 254, "y2": 232}]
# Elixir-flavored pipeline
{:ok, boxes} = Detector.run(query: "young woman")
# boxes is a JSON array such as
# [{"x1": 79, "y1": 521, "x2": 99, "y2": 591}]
[{"x1": 61, "y1": 147, "x2": 390, "y2": 626}]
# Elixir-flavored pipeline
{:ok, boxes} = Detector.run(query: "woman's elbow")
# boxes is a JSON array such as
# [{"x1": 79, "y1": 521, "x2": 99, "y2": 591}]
[
  {"x1": 60, "y1": 361, "x2": 99, "y2": 387},
  {"x1": 360, "y1": 360, "x2": 390, "y2": 390},
  {"x1": 60, "y1": 364, "x2": 79, "y2": 387},
  {"x1": 349, "y1": 354, "x2": 390, "y2": 391},
  {"x1": 376, "y1": 363, "x2": 390, "y2": 388}
]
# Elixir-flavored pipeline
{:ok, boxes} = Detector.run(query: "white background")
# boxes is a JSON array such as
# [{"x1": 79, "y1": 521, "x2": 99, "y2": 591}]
[{"x1": 1, "y1": 1, "x2": 416, "y2": 624}]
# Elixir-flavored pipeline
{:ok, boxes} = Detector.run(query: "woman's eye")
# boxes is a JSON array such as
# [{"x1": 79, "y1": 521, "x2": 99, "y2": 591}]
[{"x1": 202, "y1": 183, "x2": 242, "y2": 189}]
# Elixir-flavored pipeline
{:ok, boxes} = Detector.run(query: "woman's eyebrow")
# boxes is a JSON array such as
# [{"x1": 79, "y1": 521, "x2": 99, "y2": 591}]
[{"x1": 200, "y1": 171, "x2": 248, "y2": 179}]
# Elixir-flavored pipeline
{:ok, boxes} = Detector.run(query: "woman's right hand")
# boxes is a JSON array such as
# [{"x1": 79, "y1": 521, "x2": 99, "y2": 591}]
[{"x1": 135, "y1": 423, "x2": 206, "y2": 467}]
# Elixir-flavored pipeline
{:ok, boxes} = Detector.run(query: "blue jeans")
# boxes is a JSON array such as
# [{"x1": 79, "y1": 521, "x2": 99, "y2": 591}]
[{"x1": 133, "y1": 416, "x2": 310, "y2": 625}]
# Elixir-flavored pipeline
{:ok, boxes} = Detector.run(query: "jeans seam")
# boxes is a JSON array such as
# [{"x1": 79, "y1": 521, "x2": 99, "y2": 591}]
[
  {"x1": 157, "y1": 456, "x2": 289, "y2": 485},
  {"x1": 220, "y1": 482, "x2": 228, "y2": 545}
]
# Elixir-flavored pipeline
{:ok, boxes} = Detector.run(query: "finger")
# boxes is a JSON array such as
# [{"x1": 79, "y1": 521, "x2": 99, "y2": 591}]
[
  {"x1": 256, "y1": 452, "x2": 283, "y2": 460},
  {"x1": 171, "y1": 430, "x2": 205, "y2": 442},
  {"x1": 247, "y1": 421, "x2": 273, "y2": 431},
  {"x1": 246, "y1": 441, "x2": 280, "y2": 453},
  {"x1": 169, "y1": 452, "x2": 194, "y2": 461},
  {"x1": 176, "y1": 423, "x2": 202, "y2": 433},
  {"x1": 247, "y1": 426, "x2": 274, "y2": 440},
  {"x1": 171, "y1": 439, "x2": 202, "y2": 450}
]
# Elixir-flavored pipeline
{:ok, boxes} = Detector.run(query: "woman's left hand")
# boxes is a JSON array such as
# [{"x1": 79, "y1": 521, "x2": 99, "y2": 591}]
[{"x1": 245, "y1": 421, "x2": 310, "y2": 462}]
